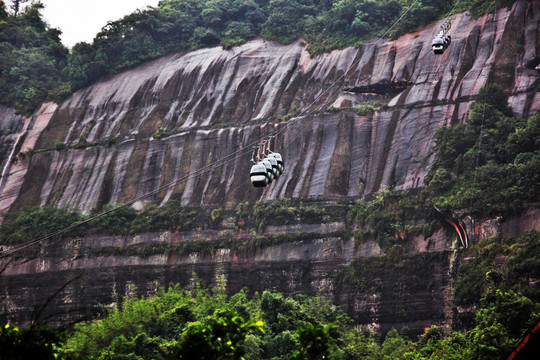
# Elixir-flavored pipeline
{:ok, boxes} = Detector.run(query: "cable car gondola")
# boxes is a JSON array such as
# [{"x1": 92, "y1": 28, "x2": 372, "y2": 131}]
[
  {"x1": 261, "y1": 158, "x2": 274, "y2": 182},
  {"x1": 250, "y1": 163, "x2": 270, "y2": 187},
  {"x1": 432, "y1": 19, "x2": 451, "y2": 55},
  {"x1": 432, "y1": 36, "x2": 445, "y2": 55},
  {"x1": 266, "y1": 156, "x2": 280, "y2": 179},
  {"x1": 268, "y1": 152, "x2": 284, "y2": 174},
  {"x1": 249, "y1": 137, "x2": 284, "y2": 188}
]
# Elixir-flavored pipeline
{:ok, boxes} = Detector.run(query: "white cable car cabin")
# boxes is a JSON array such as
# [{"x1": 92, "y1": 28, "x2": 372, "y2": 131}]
[
  {"x1": 433, "y1": 20, "x2": 451, "y2": 55},
  {"x1": 250, "y1": 163, "x2": 270, "y2": 187},
  {"x1": 261, "y1": 159, "x2": 275, "y2": 182},
  {"x1": 266, "y1": 156, "x2": 280, "y2": 179},
  {"x1": 443, "y1": 34, "x2": 451, "y2": 47},
  {"x1": 432, "y1": 36, "x2": 445, "y2": 54},
  {"x1": 268, "y1": 153, "x2": 284, "y2": 174}
]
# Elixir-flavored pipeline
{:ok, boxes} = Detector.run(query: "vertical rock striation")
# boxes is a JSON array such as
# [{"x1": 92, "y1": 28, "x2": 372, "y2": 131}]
[{"x1": 0, "y1": 1, "x2": 537, "y2": 214}]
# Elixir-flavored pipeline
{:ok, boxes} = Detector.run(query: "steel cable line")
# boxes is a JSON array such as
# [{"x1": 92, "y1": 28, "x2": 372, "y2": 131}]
[{"x1": 1, "y1": 0, "x2": 427, "y2": 259}]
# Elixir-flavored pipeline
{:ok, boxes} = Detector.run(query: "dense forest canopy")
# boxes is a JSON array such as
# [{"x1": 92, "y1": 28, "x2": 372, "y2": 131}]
[
  {"x1": 0, "y1": 1, "x2": 71, "y2": 115},
  {"x1": 0, "y1": 0, "x2": 518, "y2": 115}
]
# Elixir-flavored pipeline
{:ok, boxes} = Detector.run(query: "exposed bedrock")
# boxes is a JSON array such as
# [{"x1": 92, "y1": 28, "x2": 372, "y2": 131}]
[
  {"x1": 0, "y1": 0, "x2": 539, "y2": 214},
  {"x1": 1, "y1": 207, "x2": 537, "y2": 332},
  {"x1": 0, "y1": 222, "x2": 453, "y2": 334}
]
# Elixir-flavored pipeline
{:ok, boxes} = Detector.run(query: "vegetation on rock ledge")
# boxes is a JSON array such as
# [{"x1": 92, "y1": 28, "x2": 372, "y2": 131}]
[{"x1": 425, "y1": 86, "x2": 540, "y2": 216}]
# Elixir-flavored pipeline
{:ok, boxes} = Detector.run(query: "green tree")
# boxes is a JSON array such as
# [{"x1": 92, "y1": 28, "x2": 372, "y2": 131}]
[
  {"x1": 290, "y1": 323, "x2": 337, "y2": 360},
  {"x1": 426, "y1": 84, "x2": 539, "y2": 215},
  {"x1": 0, "y1": 0, "x2": 8, "y2": 19},
  {"x1": 9, "y1": 0, "x2": 28, "y2": 16},
  {"x1": 466, "y1": 289, "x2": 536, "y2": 360},
  {"x1": 172, "y1": 309, "x2": 264, "y2": 359},
  {"x1": 381, "y1": 329, "x2": 412, "y2": 359},
  {"x1": 0, "y1": 2, "x2": 69, "y2": 114},
  {"x1": 0, "y1": 324, "x2": 64, "y2": 360}
]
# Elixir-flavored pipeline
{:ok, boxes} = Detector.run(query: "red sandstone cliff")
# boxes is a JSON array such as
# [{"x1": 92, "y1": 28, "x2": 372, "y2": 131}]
[{"x1": 0, "y1": 1, "x2": 538, "y2": 215}]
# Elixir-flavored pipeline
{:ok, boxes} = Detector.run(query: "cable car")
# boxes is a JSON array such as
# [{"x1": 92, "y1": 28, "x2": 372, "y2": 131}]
[
  {"x1": 261, "y1": 159, "x2": 274, "y2": 182},
  {"x1": 444, "y1": 34, "x2": 451, "y2": 47},
  {"x1": 432, "y1": 36, "x2": 445, "y2": 54},
  {"x1": 250, "y1": 163, "x2": 269, "y2": 187},
  {"x1": 266, "y1": 156, "x2": 280, "y2": 179},
  {"x1": 268, "y1": 153, "x2": 284, "y2": 174},
  {"x1": 250, "y1": 138, "x2": 284, "y2": 188},
  {"x1": 432, "y1": 20, "x2": 451, "y2": 55}
]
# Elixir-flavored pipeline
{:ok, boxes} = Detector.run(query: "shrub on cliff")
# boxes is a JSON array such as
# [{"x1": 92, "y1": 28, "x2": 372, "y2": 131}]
[
  {"x1": 454, "y1": 230, "x2": 540, "y2": 306},
  {"x1": 0, "y1": 206, "x2": 86, "y2": 245},
  {"x1": 347, "y1": 190, "x2": 436, "y2": 249},
  {"x1": 425, "y1": 84, "x2": 540, "y2": 216}
]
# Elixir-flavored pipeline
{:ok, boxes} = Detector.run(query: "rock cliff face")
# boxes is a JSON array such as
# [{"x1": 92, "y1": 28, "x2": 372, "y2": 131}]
[
  {"x1": 1, "y1": 1, "x2": 539, "y2": 215},
  {"x1": 0, "y1": 1, "x2": 539, "y2": 331},
  {"x1": 0, "y1": 211, "x2": 453, "y2": 333}
]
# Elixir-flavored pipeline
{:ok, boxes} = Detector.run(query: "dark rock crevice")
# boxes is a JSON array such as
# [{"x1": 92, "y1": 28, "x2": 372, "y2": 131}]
[{"x1": 342, "y1": 80, "x2": 412, "y2": 96}]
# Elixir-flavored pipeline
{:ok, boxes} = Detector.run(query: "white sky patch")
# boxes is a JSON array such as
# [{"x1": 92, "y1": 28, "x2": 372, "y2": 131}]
[{"x1": 40, "y1": 0, "x2": 161, "y2": 48}]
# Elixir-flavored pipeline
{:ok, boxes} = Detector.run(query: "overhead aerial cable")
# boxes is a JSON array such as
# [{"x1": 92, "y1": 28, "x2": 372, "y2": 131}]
[
  {"x1": 1, "y1": 0, "x2": 424, "y2": 259},
  {"x1": 0, "y1": 144, "x2": 255, "y2": 259}
]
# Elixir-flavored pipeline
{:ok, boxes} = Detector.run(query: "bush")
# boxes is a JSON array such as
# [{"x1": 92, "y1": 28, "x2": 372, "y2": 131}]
[
  {"x1": 152, "y1": 127, "x2": 171, "y2": 140},
  {"x1": 355, "y1": 104, "x2": 375, "y2": 116},
  {"x1": 74, "y1": 136, "x2": 87, "y2": 149},
  {"x1": 53, "y1": 140, "x2": 66, "y2": 151},
  {"x1": 210, "y1": 207, "x2": 222, "y2": 223},
  {"x1": 97, "y1": 204, "x2": 138, "y2": 235},
  {"x1": 0, "y1": 206, "x2": 86, "y2": 245},
  {"x1": 426, "y1": 85, "x2": 539, "y2": 216},
  {"x1": 454, "y1": 231, "x2": 540, "y2": 305}
]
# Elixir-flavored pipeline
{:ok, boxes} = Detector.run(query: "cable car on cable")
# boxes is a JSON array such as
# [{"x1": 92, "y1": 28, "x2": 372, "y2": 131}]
[
  {"x1": 268, "y1": 153, "x2": 284, "y2": 174},
  {"x1": 261, "y1": 158, "x2": 275, "y2": 182},
  {"x1": 432, "y1": 36, "x2": 445, "y2": 54},
  {"x1": 432, "y1": 20, "x2": 451, "y2": 55},
  {"x1": 250, "y1": 136, "x2": 284, "y2": 188},
  {"x1": 266, "y1": 156, "x2": 280, "y2": 179},
  {"x1": 444, "y1": 34, "x2": 451, "y2": 47}
]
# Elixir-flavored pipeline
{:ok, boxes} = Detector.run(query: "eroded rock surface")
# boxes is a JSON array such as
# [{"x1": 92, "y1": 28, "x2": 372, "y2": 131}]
[{"x1": 1, "y1": 1, "x2": 538, "y2": 214}]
